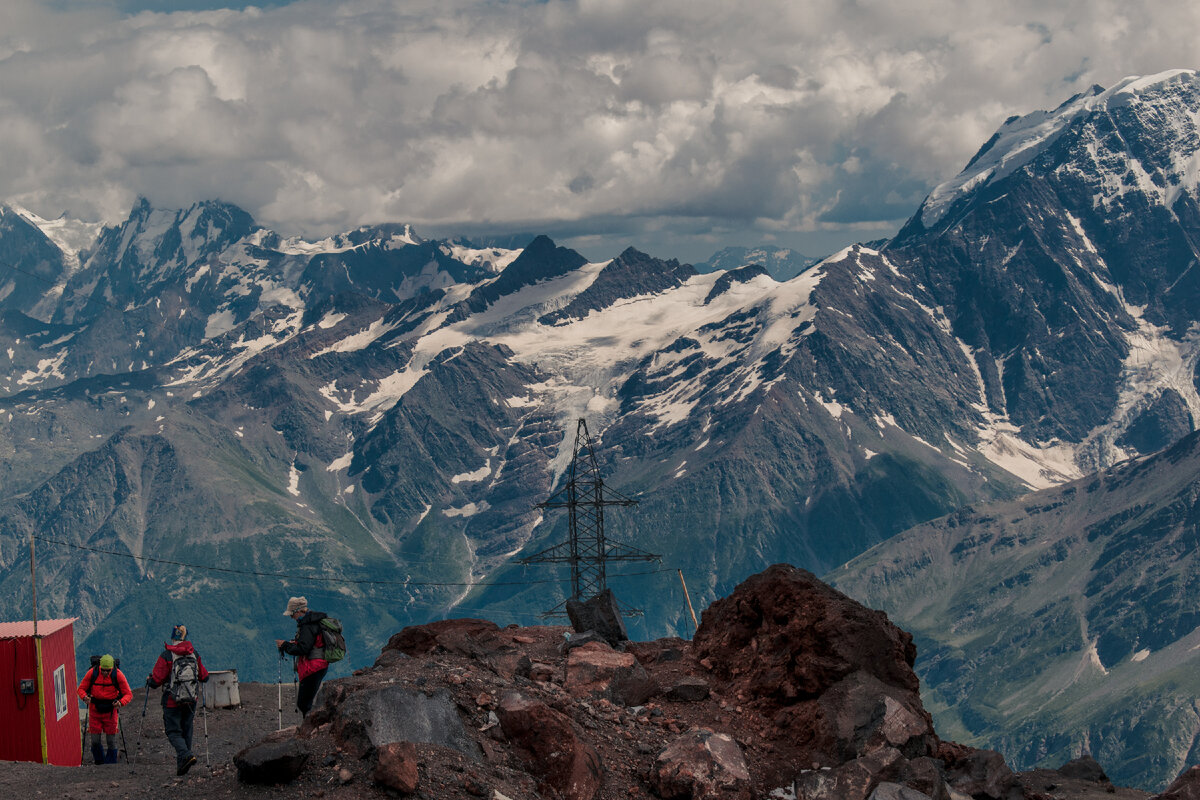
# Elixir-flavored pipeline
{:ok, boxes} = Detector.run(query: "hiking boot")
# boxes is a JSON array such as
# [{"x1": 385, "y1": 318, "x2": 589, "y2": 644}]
[
  {"x1": 178, "y1": 755, "x2": 197, "y2": 776},
  {"x1": 90, "y1": 743, "x2": 104, "y2": 765}
]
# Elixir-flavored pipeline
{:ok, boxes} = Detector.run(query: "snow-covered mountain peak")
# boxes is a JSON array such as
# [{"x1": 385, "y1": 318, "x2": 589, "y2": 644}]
[
  {"x1": 918, "y1": 68, "x2": 1200, "y2": 229},
  {"x1": 6, "y1": 205, "x2": 103, "y2": 270}
]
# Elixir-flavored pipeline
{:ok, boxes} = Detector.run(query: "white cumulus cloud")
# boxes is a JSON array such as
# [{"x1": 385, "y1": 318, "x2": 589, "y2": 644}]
[{"x1": 1, "y1": 0, "x2": 1198, "y2": 261}]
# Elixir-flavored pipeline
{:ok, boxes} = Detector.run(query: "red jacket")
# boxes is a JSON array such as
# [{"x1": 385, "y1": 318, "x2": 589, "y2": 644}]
[
  {"x1": 77, "y1": 667, "x2": 132, "y2": 712},
  {"x1": 148, "y1": 641, "x2": 209, "y2": 707}
]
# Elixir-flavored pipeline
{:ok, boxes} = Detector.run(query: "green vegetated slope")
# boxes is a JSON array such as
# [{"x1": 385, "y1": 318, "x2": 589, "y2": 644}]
[
  {"x1": 0, "y1": 406, "x2": 461, "y2": 682},
  {"x1": 828, "y1": 430, "x2": 1200, "y2": 791}
]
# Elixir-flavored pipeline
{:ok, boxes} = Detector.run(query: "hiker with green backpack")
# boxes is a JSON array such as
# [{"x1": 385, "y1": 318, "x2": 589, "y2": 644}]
[
  {"x1": 276, "y1": 596, "x2": 345, "y2": 718},
  {"x1": 145, "y1": 624, "x2": 209, "y2": 776}
]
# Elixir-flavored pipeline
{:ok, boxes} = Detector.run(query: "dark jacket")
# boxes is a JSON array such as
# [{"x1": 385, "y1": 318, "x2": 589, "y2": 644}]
[
  {"x1": 279, "y1": 610, "x2": 330, "y2": 679},
  {"x1": 147, "y1": 640, "x2": 209, "y2": 708}
]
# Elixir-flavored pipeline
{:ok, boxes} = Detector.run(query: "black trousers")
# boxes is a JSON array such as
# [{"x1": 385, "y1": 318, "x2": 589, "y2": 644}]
[
  {"x1": 297, "y1": 668, "x2": 328, "y2": 717},
  {"x1": 162, "y1": 702, "x2": 196, "y2": 769}
]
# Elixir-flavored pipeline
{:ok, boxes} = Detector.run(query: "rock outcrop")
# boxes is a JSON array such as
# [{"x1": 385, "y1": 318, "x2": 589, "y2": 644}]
[{"x1": 231, "y1": 565, "x2": 1163, "y2": 799}]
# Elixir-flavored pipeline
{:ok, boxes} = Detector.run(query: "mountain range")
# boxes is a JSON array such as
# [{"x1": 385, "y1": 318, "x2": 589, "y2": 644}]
[
  {"x1": 830, "y1": 427, "x2": 1200, "y2": 790},
  {"x1": 0, "y1": 69, "x2": 1198, "y2": 784}
]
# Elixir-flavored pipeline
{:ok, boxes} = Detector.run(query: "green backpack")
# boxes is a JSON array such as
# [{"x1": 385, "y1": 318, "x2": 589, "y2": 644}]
[{"x1": 318, "y1": 617, "x2": 346, "y2": 663}]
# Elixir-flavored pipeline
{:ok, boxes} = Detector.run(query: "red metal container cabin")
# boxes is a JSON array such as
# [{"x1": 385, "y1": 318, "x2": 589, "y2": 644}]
[{"x1": 0, "y1": 619, "x2": 81, "y2": 766}]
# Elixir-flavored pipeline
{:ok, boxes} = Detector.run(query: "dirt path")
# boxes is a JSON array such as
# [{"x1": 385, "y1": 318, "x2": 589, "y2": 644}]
[{"x1": 0, "y1": 683, "x2": 305, "y2": 798}]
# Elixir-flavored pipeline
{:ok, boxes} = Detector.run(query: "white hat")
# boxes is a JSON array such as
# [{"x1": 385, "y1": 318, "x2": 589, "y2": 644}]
[{"x1": 284, "y1": 596, "x2": 308, "y2": 616}]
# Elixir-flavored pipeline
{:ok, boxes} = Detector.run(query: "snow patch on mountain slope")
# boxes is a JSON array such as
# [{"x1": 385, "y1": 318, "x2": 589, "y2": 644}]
[
  {"x1": 452, "y1": 460, "x2": 492, "y2": 484},
  {"x1": 443, "y1": 243, "x2": 521, "y2": 272},
  {"x1": 309, "y1": 317, "x2": 392, "y2": 357}
]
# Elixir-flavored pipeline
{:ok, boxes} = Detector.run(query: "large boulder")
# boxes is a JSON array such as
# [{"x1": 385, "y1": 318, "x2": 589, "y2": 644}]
[
  {"x1": 566, "y1": 588, "x2": 629, "y2": 645},
  {"x1": 497, "y1": 691, "x2": 604, "y2": 800},
  {"x1": 693, "y1": 565, "x2": 921, "y2": 703},
  {"x1": 382, "y1": 619, "x2": 502, "y2": 657},
  {"x1": 650, "y1": 728, "x2": 752, "y2": 800},
  {"x1": 565, "y1": 641, "x2": 658, "y2": 706},
  {"x1": 234, "y1": 738, "x2": 310, "y2": 784},
  {"x1": 330, "y1": 685, "x2": 481, "y2": 760},
  {"x1": 815, "y1": 672, "x2": 936, "y2": 759},
  {"x1": 692, "y1": 564, "x2": 934, "y2": 762}
]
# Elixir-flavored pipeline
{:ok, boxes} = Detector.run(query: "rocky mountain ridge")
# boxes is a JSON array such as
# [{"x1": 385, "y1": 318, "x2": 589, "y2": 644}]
[{"x1": 4, "y1": 564, "x2": 1186, "y2": 800}]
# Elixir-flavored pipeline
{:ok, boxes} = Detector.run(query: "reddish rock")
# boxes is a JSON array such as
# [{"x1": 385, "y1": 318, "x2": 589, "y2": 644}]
[
  {"x1": 529, "y1": 661, "x2": 556, "y2": 682},
  {"x1": 383, "y1": 619, "x2": 501, "y2": 657},
  {"x1": 1155, "y1": 767, "x2": 1200, "y2": 800},
  {"x1": 693, "y1": 565, "x2": 920, "y2": 704},
  {"x1": 497, "y1": 691, "x2": 604, "y2": 800},
  {"x1": 565, "y1": 641, "x2": 658, "y2": 706},
  {"x1": 650, "y1": 728, "x2": 752, "y2": 800},
  {"x1": 692, "y1": 565, "x2": 935, "y2": 764},
  {"x1": 628, "y1": 638, "x2": 688, "y2": 665},
  {"x1": 372, "y1": 741, "x2": 420, "y2": 794}
]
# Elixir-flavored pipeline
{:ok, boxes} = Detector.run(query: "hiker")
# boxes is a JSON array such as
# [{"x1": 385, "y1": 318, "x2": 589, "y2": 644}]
[
  {"x1": 76, "y1": 653, "x2": 132, "y2": 765},
  {"x1": 275, "y1": 596, "x2": 330, "y2": 717},
  {"x1": 145, "y1": 624, "x2": 209, "y2": 776}
]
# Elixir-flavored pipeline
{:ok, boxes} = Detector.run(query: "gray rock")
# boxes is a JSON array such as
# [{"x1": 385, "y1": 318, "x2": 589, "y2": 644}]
[
  {"x1": 336, "y1": 685, "x2": 481, "y2": 760},
  {"x1": 651, "y1": 728, "x2": 751, "y2": 800},
  {"x1": 566, "y1": 589, "x2": 630, "y2": 645}
]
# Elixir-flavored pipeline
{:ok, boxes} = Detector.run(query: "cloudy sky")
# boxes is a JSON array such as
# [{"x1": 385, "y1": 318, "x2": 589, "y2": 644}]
[{"x1": 2, "y1": 1, "x2": 1197, "y2": 262}]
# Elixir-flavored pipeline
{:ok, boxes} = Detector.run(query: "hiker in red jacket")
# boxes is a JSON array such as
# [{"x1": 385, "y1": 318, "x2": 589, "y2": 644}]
[
  {"x1": 76, "y1": 653, "x2": 132, "y2": 764},
  {"x1": 145, "y1": 624, "x2": 209, "y2": 775},
  {"x1": 275, "y1": 596, "x2": 329, "y2": 717}
]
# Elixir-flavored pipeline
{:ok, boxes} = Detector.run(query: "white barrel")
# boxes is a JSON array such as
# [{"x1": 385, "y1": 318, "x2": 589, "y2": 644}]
[{"x1": 205, "y1": 669, "x2": 240, "y2": 708}]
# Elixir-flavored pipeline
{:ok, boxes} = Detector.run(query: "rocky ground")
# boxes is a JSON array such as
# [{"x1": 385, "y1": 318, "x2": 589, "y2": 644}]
[{"x1": 2, "y1": 565, "x2": 1196, "y2": 800}]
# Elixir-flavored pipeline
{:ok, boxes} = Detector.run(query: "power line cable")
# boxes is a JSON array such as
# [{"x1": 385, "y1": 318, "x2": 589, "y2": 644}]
[{"x1": 30, "y1": 534, "x2": 675, "y2": 589}]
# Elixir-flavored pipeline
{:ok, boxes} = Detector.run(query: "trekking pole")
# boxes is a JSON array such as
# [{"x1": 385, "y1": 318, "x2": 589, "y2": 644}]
[
  {"x1": 134, "y1": 689, "x2": 149, "y2": 763},
  {"x1": 80, "y1": 704, "x2": 88, "y2": 763},
  {"x1": 277, "y1": 651, "x2": 283, "y2": 731},
  {"x1": 200, "y1": 682, "x2": 210, "y2": 770},
  {"x1": 118, "y1": 720, "x2": 130, "y2": 763}
]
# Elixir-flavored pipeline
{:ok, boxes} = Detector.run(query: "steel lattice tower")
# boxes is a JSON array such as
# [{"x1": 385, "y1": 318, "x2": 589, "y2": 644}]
[{"x1": 521, "y1": 418, "x2": 660, "y2": 617}]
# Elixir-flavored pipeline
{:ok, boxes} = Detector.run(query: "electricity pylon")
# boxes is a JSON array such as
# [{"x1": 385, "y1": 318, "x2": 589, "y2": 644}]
[{"x1": 521, "y1": 418, "x2": 660, "y2": 617}]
